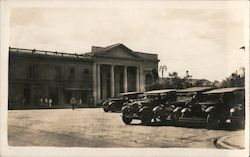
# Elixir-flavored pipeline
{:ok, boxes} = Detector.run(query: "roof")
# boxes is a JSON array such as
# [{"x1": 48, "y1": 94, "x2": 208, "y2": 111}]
[
  {"x1": 89, "y1": 43, "x2": 140, "y2": 57},
  {"x1": 204, "y1": 87, "x2": 244, "y2": 94},
  {"x1": 119, "y1": 91, "x2": 144, "y2": 96},
  {"x1": 177, "y1": 87, "x2": 213, "y2": 93},
  {"x1": 145, "y1": 89, "x2": 176, "y2": 94},
  {"x1": 9, "y1": 47, "x2": 90, "y2": 59}
]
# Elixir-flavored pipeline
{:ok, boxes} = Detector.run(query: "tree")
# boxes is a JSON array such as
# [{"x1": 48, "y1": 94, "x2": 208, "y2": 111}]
[{"x1": 220, "y1": 67, "x2": 245, "y2": 87}]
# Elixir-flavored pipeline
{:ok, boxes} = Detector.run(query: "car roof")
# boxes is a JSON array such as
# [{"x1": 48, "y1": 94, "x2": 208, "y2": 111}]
[
  {"x1": 177, "y1": 87, "x2": 213, "y2": 93},
  {"x1": 145, "y1": 89, "x2": 176, "y2": 94},
  {"x1": 119, "y1": 91, "x2": 144, "y2": 96},
  {"x1": 204, "y1": 87, "x2": 244, "y2": 94}
]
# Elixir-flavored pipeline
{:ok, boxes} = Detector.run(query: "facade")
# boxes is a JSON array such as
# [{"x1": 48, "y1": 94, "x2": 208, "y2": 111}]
[{"x1": 8, "y1": 43, "x2": 159, "y2": 108}]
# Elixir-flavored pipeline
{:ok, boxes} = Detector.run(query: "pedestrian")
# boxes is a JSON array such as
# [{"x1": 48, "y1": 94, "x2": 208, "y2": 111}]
[
  {"x1": 70, "y1": 97, "x2": 76, "y2": 110},
  {"x1": 90, "y1": 96, "x2": 94, "y2": 108},
  {"x1": 40, "y1": 98, "x2": 44, "y2": 106},
  {"x1": 48, "y1": 98, "x2": 53, "y2": 108},
  {"x1": 44, "y1": 98, "x2": 48, "y2": 106}
]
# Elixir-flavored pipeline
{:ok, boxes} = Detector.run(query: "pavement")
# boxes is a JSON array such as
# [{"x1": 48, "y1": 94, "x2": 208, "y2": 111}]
[{"x1": 215, "y1": 132, "x2": 245, "y2": 149}]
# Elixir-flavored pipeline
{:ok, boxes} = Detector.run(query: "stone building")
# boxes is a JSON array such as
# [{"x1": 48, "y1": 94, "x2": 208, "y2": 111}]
[{"x1": 8, "y1": 43, "x2": 159, "y2": 108}]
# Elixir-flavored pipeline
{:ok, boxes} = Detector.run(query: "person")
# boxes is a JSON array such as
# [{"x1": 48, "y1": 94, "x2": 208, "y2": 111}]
[
  {"x1": 40, "y1": 98, "x2": 44, "y2": 106},
  {"x1": 21, "y1": 98, "x2": 26, "y2": 107},
  {"x1": 90, "y1": 96, "x2": 94, "y2": 108},
  {"x1": 48, "y1": 98, "x2": 53, "y2": 108},
  {"x1": 70, "y1": 97, "x2": 76, "y2": 110},
  {"x1": 44, "y1": 98, "x2": 48, "y2": 106}
]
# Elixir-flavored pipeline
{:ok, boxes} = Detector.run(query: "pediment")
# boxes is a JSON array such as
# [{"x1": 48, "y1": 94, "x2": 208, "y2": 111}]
[{"x1": 100, "y1": 47, "x2": 140, "y2": 59}]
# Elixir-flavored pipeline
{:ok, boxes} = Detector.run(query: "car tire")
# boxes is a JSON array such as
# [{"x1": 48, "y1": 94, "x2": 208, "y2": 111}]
[
  {"x1": 122, "y1": 117, "x2": 132, "y2": 125},
  {"x1": 141, "y1": 115, "x2": 151, "y2": 126},
  {"x1": 173, "y1": 113, "x2": 180, "y2": 127},
  {"x1": 206, "y1": 113, "x2": 218, "y2": 130},
  {"x1": 103, "y1": 106, "x2": 109, "y2": 112}
]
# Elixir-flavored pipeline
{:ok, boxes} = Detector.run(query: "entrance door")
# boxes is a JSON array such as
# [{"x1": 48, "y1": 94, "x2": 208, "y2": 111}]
[{"x1": 23, "y1": 88, "x2": 30, "y2": 105}]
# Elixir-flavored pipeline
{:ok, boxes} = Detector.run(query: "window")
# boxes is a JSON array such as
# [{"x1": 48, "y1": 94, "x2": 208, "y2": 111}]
[
  {"x1": 84, "y1": 69, "x2": 90, "y2": 75},
  {"x1": 55, "y1": 66, "x2": 62, "y2": 80},
  {"x1": 70, "y1": 67, "x2": 75, "y2": 74},
  {"x1": 28, "y1": 64, "x2": 38, "y2": 78}
]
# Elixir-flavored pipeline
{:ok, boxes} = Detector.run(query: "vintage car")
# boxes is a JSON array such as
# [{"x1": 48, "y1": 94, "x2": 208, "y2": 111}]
[
  {"x1": 121, "y1": 89, "x2": 177, "y2": 125},
  {"x1": 153, "y1": 87, "x2": 213, "y2": 125},
  {"x1": 103, "y1": 92, "x2": 143, "y2": 112},
  {"x1": 177, "y1": 87, "x2": 245, "y2": 130}
]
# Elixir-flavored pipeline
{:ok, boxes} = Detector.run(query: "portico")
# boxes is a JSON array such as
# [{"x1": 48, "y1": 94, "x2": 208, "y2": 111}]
[
  {"x1": 90, "y1": 43, "x2": 159, "y2": 104},
  {"x1": 96, "y1": 64, "x2": 141, "y2": 100}
]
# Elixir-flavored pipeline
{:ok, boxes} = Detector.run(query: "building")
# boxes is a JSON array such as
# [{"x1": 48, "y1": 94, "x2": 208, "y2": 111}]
[{"x1": 8, "y1": 43, "x2": 159, "y2": 108}]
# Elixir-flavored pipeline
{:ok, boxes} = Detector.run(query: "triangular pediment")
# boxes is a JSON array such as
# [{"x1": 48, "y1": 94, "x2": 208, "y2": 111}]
[
  {"x1": 102, "y1": 47, "x2": 139, "y2": 59},
  {"x1": 93, "y1": 44, "x2": 141, "y2": 59}
]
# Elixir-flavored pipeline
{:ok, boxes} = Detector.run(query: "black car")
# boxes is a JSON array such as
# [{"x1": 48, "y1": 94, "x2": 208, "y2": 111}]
[
  {"x1": 178, "y1": 87, "x2": 245, "y2": 130},
  {"x1": 153, "y1": 87, "x2": 212, "y2": 125},
  {"x1": 103, "y1": 92, "x2": 143, "y2": 112},
  {"x1": 121, "y1": 89, "x2": 176, "y2": 125}
]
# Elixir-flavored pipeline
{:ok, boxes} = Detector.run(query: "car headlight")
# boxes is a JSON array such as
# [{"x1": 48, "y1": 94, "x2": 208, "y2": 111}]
[
  {"x1": 226, "y1": 119, "x2": 231, "y2": 123},
  {"x1": 230, "y1": 108, "x2": 235, "y2": 113}
]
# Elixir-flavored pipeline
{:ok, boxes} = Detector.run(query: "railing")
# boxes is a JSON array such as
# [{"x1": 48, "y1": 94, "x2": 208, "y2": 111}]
[{"x1": 9, "y1": 47, "x2": 90, "y2": 58}]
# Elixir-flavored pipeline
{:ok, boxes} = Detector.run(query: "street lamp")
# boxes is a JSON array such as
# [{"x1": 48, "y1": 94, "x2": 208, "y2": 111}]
[{"x1": 159, "y1": 65, "x2": 167, "y2": 78}]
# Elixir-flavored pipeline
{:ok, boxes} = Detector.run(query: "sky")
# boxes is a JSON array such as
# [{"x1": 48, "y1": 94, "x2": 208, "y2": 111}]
[{"x1": 9, "y1": 1, "x2": 248, "y2": 81}]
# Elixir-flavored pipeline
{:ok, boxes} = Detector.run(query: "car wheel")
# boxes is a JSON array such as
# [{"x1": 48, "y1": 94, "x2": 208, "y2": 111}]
[
  {"x1": 122, "y1": 117, "x2": 132, "y2": 125},
  {"x1": 141, "y1": 114, "x2": 151, "y2": 126},
  {"x1": 173, "y1": 113, "x2": 180, "y2": 127},
  {"x1": 206, "y1": 113, "x2": 218, "y2": 130},
  {"x1": 103, "y1": 106, "x2": 109, "y2": 112}
]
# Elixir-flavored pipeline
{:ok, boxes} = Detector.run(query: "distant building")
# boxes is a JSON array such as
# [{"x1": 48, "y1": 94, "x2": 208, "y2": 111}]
[{"x1": 8, "y1": 43, "x2": 159, "y2": 108}]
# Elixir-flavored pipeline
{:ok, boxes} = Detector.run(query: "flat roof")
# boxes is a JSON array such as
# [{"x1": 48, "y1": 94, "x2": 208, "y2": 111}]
[{"x1": 204, "y1": 87, "x2": 244, "y2": 94}]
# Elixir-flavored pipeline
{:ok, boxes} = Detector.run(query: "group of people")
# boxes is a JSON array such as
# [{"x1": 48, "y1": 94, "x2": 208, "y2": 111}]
[
  {"x1": 70, "y1": 96, "x2": 94, "y2": 110},
  {"x1": 39, "y1": 98, "x2": 53, "y2": 107}
]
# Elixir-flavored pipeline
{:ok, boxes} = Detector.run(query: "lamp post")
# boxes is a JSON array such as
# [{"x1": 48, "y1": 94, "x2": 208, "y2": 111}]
[{"x1": 159, "y1": 65, "x2": 167, "y2": 78}]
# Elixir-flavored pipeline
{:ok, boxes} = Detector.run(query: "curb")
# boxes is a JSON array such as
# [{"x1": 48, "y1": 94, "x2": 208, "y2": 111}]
[{"x1": 215, "y1": 135, "x2": 244, "y2": 149}]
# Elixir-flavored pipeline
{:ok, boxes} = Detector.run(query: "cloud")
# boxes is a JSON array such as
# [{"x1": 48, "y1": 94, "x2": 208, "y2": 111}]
[{"x1": 9, "y1": 3, "x2": 247, "y2": 81}]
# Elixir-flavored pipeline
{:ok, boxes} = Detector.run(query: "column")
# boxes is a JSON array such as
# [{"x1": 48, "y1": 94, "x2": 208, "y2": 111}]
[
  {"x1": 123, "y1": 66, "x2": 128, "y2": 93},
  {"x1": 110, "y1": 65, "x2": 115, "y2": 98},
  {"x1": 139, "y1": 67, "x2": 145, "y2": 92},
  {"x1": 136, "y1": 67, "x2": 140, "y2": 92},
  {"x1": 92, "y1": 62, "x2": 97, "y2": 105},
  {"x1": 97, "y1": 64, "x2": 101, "y2": 100}
]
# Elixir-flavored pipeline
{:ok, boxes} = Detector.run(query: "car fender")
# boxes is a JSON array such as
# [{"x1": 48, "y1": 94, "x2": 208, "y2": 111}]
[
  {"x1": 121, "y1": 106, "x2": 130, "y2": 113},
  {"x1": 102, "y1": 100, "x2": 108, "y2": 106},
  {"x1": 152, "y1": 105, "x2": 162, "y2": 113},
  {"x1": 205, "y1": 106, "x2": 216, "y2": 113},
  {"x1": 108, "y1": 101, "x2": 114, "y2": 106},
  {"x1": 139, "y1": 106, "x2": 152, "y2": 116},
  {"x1": 173, "y1": 107, "x2": 182, "y2": 113},
  {"x1": 181, "y1": 107, "x2": 189, "y2": 113}
]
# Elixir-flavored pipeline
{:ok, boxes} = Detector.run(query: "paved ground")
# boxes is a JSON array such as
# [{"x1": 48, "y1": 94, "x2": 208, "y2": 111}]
[{"x1": 8, "y1": 108, "x2": 245, "y2": 148}]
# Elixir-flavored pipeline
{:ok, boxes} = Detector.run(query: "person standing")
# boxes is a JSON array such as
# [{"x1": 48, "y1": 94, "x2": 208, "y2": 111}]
[
  {"x1": 70, "y1": 97, "x2": 76, "y2": 110},
  {"x1": 48, "y1": 98, "x2": 53, "y2": 108},
  {"x1": 44, "y1": 98, "x2": 48, "y2": 107}
]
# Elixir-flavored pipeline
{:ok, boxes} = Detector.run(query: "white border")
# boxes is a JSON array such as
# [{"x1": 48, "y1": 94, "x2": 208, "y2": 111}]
[{"x1": 0, "y1": 1, "x2": 249, "y2": 157}]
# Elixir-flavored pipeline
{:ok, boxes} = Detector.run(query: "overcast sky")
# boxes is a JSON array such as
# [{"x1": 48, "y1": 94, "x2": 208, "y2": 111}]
[{"x1": 9, "y1": 1, "x2": 248, "y2": 81}]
